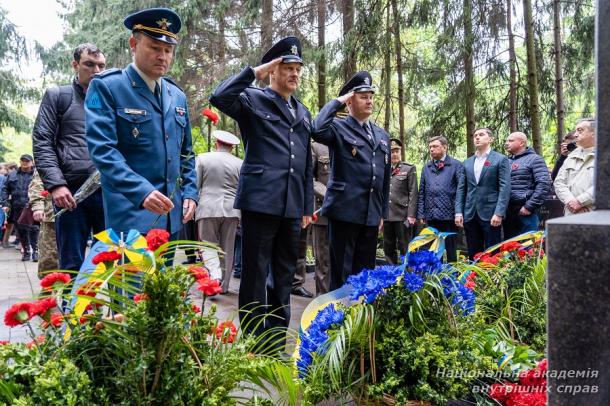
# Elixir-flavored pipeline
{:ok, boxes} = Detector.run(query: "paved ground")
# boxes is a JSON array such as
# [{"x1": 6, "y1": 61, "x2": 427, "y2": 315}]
[{"x1": 0, "y1": 242, "x2": 318, "y2": 345}]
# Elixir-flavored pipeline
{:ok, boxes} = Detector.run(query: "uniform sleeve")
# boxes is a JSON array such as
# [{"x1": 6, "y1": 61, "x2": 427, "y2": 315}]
[
  {"x1": 382, "y1": 141, "x2": 391, "y2": 220},
  {"x1": 312, "y1": 145, "x2": 327, "y2": 200},
  {"x1": 304, "y1": 123, "x2": 314, "y2": 216},
  {"x1": 209, "y1": 67, "x2": 256, "y2": 120},
  {"x1": 495, "y1": 155, "x2": 511, "y2": 217},
  {"x1": 417, "y1": 167, "x2": 426, "y2": 220},
  {"x1": 407, "y1": 165, "x2": 419, "y2": 218},
  {"x1": 180, "y1": 101, "x2": 198, "y2": 203},
  {"x1": 524, "y1": 155, "x2": 551, "y2": 212},
  {"x1": 311, "y1": 99, "x2": 342, "y2": 146},
  {"x1": 28, "y1": 171, "x2": 45, "y2": 213},
  {"x1": 32, "y1": 88, "x2": 67, "y2": 191},
  {"x1": 85, "y1": 78, "x2": 156, "y2": 208}
]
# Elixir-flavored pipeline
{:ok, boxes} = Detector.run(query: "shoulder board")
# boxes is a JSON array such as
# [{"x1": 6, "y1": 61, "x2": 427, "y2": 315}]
[
  {"x1": 335, "y1": 111, "x2": 349, "y2": 119},
  {"x1": 97, "y1": 68, "x2": 121, "y2": 78},
  {"x1": 163, "y1": 76, "x2": 183, "y2": 92},
  {"x1": 401, "y1": 162, "x2": 414, "y2": 168}
]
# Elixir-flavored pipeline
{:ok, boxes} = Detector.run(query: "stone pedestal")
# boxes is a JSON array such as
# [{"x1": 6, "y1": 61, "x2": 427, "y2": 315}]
[{"x1": 546, "y1": 211, "x2": 610, "y2": 405}]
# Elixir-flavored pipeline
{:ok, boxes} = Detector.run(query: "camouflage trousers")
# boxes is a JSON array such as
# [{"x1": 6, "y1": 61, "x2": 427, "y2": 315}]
[{"x1": 38, "y1": 221, "x2": 59, "y2": 278}]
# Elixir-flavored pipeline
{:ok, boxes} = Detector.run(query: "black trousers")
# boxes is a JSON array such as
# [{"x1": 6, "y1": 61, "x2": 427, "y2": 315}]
[
  {"x1": 328, "y1": 219, "x2": 378, "y2": 291},
  {"x1": 239, "y1": 210, "x2": 301, "y2": 351},
  {"x1": 383, "y1": 221, "x2": 410, "y2": 264},
  {"x1": 427, "y1": 219, "x2": 458, "y2": 262},
  {"x1": 463, "y1": 213, "x2": 502, "y2": 259}
]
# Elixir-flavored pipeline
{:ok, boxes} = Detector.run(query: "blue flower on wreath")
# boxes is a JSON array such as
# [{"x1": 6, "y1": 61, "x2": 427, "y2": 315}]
[
  {"x1": 403, "y1": 271, "x2": 425, "y2": 293},
  {"x1": 298, "y1": 304, "x2": 345, "y2": 378},
  {"x1": 347, "y1": 265, "x2": 402, "y2": 303},
  {"x1": 441, "y1": 276, "x2": 476, "y2": 316},
  {"x1": 408, "y1": 251, "x2": 443, "y2": 275}
]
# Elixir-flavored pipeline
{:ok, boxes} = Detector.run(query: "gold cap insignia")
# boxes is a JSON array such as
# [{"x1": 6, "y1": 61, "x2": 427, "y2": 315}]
[
  {"x1": 291, "y1": 44, "x2": 298, "y2": 55},
  {"x1": 156, "y1": 18, "x2": 172, "y2": 31}
]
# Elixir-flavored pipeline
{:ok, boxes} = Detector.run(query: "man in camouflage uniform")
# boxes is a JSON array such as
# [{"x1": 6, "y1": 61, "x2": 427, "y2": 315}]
[
  {"x1": 311, "y1": 141, "x2": 331, "y2": 295},
  {"x1": 28, "y1": 170, "x2": 58, "y2": 277},
  {"x1": 383, "y1": 138, "x2": 418, "y2": 264}
]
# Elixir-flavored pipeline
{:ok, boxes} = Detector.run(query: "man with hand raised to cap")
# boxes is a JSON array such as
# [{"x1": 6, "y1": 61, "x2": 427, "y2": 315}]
[
  {"x1": 312, "y1": 71, "x2": 391, "y2": 290},
  {"x1": 209, "y1": 36, "x2": 313, "y2": 351},
  {"x1": 85, "y1": 8, "x2": 197, "y2": 238}
]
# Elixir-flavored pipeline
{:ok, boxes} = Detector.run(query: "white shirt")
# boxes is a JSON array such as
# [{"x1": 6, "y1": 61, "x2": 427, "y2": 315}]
[
  {"x1": 132, "y1": 63, "x2": 161, "y2": 94},
  {"x1": 474, "y1": 147, "x2": 491, "y2": 183}
]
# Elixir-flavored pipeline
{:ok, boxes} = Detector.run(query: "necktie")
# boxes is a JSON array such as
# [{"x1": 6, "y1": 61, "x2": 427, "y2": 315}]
[
  {"x1": 363, "y1": 123, "x2": 373, "y2": 142},
  {"x1": 286, "y1": 100, "x2": 296, "y2": 118},
  {"x1": 154, "y1": 82, "x2": 161, "y2": 104}
]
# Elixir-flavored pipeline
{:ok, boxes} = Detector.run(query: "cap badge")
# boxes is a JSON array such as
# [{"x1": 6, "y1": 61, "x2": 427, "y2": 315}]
[
  {"x1": 291, "y1": 44, "x2": 298, "y2": 55},
  {"x1": 364, "y1": 77, "x2": 370, "y2": 85},
  {"x1": 156, "y1": 18, "x2": 171, "y2": 30},
  {"x1": 352, "y1": 147, "x2": 357, "y2": 157}
]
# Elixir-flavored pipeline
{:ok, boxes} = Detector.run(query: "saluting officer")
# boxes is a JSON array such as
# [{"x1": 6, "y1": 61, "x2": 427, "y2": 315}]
[
  {"x1": 209, "y1": 37, "x2": 313, "y2": 350},
  {"x1": 85, "y1": 8, "x2": 197, "y2": 237},
  {"x1": 312, "y1": 71, "x2": 391, "y2": 290},
  {"x1": 383, "y1": 138, "x2": 418, "y2": 264}
]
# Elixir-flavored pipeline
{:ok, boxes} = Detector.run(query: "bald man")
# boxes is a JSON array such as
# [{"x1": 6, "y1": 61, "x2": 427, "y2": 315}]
[{"x1": 503, "y1": 132, "x2": 550, "y2": 238}]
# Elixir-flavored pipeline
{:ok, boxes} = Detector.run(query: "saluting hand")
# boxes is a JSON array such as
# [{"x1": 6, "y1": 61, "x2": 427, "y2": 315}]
[
  {"x1": 253, "y1": 58, "x2": 283, "y2": 81},
  {"x1": 337, "y1": 91, "x2": 354, "y2": 105},
  {"x1": 143, "y1": 190, "x2": 174, "y2": 215}
]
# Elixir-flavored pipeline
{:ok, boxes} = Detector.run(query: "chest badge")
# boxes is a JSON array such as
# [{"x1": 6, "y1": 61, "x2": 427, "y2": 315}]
[
  {"x1": 132, "y1": 127, "x2": 140, "y2": 138},
  {"x1": 352, "y1": 147, "x2": 357, "y2": 157},
  {"x1": 176, "y1": 106, "x2": 186, "y2": 116}
]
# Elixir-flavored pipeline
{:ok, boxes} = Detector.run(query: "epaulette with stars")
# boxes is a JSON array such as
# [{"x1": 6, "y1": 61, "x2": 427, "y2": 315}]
[{"x1": 96, "y1": 68, "x2": 121, "y2": 78}]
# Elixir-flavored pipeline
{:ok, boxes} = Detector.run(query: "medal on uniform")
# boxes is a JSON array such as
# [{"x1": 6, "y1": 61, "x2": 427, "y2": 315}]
[
  {"x1": 352, "y1": 147, "x2": 357, "y2": 156},
  {"x1": 385, "y1": 154, "x2": 389, "y2": 164},
  {"x1": 132, "y1": 127, "x2": 139, "y2": 138}
]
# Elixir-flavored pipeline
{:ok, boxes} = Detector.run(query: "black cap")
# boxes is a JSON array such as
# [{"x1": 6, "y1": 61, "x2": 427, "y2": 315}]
[
  {"x1": 261, "y1": 36, "x2": 303, "y2": 65},
  {"x1": 339, "y1": 71, "x2": 375, "y2": 96},
  {"x1": 20, "y1": 154, "x2": 33, "y2": 161},
  {"x1": 124, "y1": 8, "x2": 181, "y2": 45},
  {"x1": 390, "y1": 138, "x2": 402, "y2": 149}
]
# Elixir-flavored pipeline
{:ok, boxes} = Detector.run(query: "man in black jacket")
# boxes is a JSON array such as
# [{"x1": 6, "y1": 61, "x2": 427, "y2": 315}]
[
  {"x1": 33, "y1": 43, "x2": 107, "y2": 272},
  {"x1": 1, "y1": 155, "x2": 38, "y2": 261}
]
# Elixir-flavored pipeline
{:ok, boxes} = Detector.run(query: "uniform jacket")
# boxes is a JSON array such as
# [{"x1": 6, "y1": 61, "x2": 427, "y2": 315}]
[
  {"x1": 195, "y1": 151, "x2": 243, "y2": 220},
  {"x1": 1, "y1": 168, "x2": 34, "y2": 210},
  {"x1": 28, "y1": 170, "x2": 54, "y2": 222},
  {"x1": 312, "y1": 99, "x2": 391, "y2": 226},
  {"x1": 312, "y1": 141, "x2": 330, "y2": 226},
  {"x1": 388, "y1": 162, "x2": 418, "y2": 222},
  {"x1": 417, "y1": 155, "x2": 463, "y2": 221},
  {"x1": 85, "y1": 64, "x2": 198, "y2": 235},
  {"x1": 553, "y1": 147, "x2": 595, "y2": 215},
  {"x1": 508, "y1": 147, "x2": 550, "y2": 212},
  {"x1": 209, "y1": 67, "x2": 313, "y2": 218},
  {"x1": 33, "y1": 78, "x2": 97, "y2": 191},
  {"x1": 455, "y1": 150, "x2": 511, "y2": 222}
]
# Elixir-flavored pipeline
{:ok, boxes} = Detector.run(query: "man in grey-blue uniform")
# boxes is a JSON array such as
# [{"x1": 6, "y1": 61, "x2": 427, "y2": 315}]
[
  {"x1": 210, "y1": 37, "x2": 313, "y2": 350},
  {"x1": 85, "y1": 8, "x2": 197, "y2": 238},
  {"x1": 312, "y1": 71, "x2": 391, "y2": 290}
]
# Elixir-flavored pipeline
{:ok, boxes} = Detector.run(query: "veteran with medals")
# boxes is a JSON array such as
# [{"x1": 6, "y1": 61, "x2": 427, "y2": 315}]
[
  {"x1": 209, "y1": 37, "x2": 313, "y2": 351},
  {"x1": 85, "y1": 8, "x2": 197, "y2": 237},
  {"x1": 312, "y1": 71, "x2": 391, "y2": 290}
]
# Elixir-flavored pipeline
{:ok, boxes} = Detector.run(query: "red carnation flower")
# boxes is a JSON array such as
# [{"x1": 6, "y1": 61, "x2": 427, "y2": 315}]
[
  {"x1": 537, "y1": 359, "x2": 548, "y2": 372},
  {"x1": 437, "y1": 161, "x2": 445, "y2": 169},
  {"x1": 191, "y1": 303, "x2": 201, "y2": 314},
  {"x1": 312, "y1": 213, "x2": 318, "y2": 222},
  {"x1": 201, "y1": 107, "x2": 219, "y2": 125},
  {"x1": 506, "y1": 391, "x2": 546, "y2": 406},
  {"x1": 500, "y1": 241, "x2": 523, "y2": 253},
  {"x1": 146, "y1": 229, "x2": 170, "y2": 252},
  {"x1": 79, "y1": 314, "x2": 95, "y2": 324},
  {"x1": 40, "y1": 190, "x2": 50, "y2": 197},
  {"x1": 465, "y1": 280, "x2": 476, "y2": 290},
  {"x1": 489, "y1": 382, "x2": 518, "y2": 403},
  {"x1": 26, "y1": 335, "x2": 45, "y2": 349},
  {"x1": 0, "y1": 340, "x2": 9, "y2": 345},
  {"x1": 134, "y1": 293, "x2": 149, "y2": 303},
  {"x1": 213, "y1": 320, "x2": 237, "y2": 343},
  {"x1": 42, "y1": 313, "x2": 64, "y2": 329},
  {"x1": 40, "y1": 272, "x2": 71, "y2": 290},
  {"x1": 391, "y1": 167, "x2": 401, "y2": 176},
  {"x1": 511, "y1": 162, "x2": 519, "y2": 170},
  {"x1": 188, "y1": 266, "x2": 209, "y2": 281},
  {"x1": 4, "y1": 302, "x2": 34, "y2": 327},
  {"x1": 92, "y1": 250, "x2": 122, "y2": 266},
  {"x1": 519, "y1": 367, "x2": 546, "y2": 388},
  {"x1": 31, "y1": 297, "x2": 57, "y2": 319},
  {"x1": 477, "y1": 253, "x2": 499, "y2": 265},
  {"x1": 76, "y1": 280, "x2": 102, "y2": 298},
  {"x1": 484, "y1": 160, "x2": 491, "y2": 167},
  {"x1": 197, "y1": 278, "x2": 222, "y2": 297}
]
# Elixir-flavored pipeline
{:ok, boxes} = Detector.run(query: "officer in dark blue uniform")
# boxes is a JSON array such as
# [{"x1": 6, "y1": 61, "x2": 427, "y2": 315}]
[
  {"x1": 85, "y1": 8, "x2": 197, "y2": 237},
  {"x1": 209, "y1": 37, "x2": 313, "y2": 350},
  {"x1": 312, "y1": 71, "x2": 391, "y2": 290}
]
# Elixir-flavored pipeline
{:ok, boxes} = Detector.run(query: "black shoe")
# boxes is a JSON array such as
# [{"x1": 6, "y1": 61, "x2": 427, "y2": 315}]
[
  {"x1": 233, "y1": 272, "x2": 241, "y2": 279},
  {"x1": 21, "y1": 252, "x2": 31, "y2": 261},
  {"x1": 291, "y1": 286, "x2": 314, "y2": 298},
  {"x1": 31, "y1": 251, "x2": 39, "y2": 262}
]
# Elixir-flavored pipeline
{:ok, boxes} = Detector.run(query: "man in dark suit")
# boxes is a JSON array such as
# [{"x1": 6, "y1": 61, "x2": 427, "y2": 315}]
[
  {"x1": 312, "y1": 71, "x2": 391, "y2": 290},
  {"x1": 455, "y1": 128, "x2": 511, "y2": 259},
  {"x1": 209, "y1": 37, "x2": 313, "y2": 350}
]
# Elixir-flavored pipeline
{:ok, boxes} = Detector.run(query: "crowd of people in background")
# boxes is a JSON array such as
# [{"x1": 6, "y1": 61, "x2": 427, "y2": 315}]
[{"x1": 0, "y1": 6, "x2": 597, "y2": 353}]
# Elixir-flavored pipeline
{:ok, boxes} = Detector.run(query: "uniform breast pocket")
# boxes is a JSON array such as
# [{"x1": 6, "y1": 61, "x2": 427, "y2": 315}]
[
  {"x1": 116, "y1": 108, "x2": 152, "y2": 145},
  {"x1": 174, "y1": 112, "x2": 187, "y2": 147},
  {"x1": 340, "y1": 135, "x2": 364, "y2": 160},
  {"x1": 253, "y1": 109, "x2": 281, "y2": 133}
]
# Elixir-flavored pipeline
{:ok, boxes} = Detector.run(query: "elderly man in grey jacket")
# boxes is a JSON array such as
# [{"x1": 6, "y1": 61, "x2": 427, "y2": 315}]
[{"x1": 195, "y1": 130, "x2": 243, "y2": 293}]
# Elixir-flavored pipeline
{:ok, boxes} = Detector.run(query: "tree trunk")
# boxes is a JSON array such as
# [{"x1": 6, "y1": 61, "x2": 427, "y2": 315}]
[
  {"x1": 463, "y1": 0, "x2": 475, "y2": 156},
  {"x1": 507, "y1": 0, "x2": 518, "y2": 133},
  {"x1": 523, "y1": 0, "x2": 542, "y2": 153},
  {"x1": 383, "y1": 3, "x2": 392, "y2": 131},
  {"x1": 342, "y1": 0, "x2": 356, "y2": 81},
  {"x1": 553, "y1": 0, "x2": 566, "y2": 155},
  {"x1": 391, "y1": 0, "x2": 405, "y2": 157},
  {"x1": 317, "y1": 0, "x2": 327, "y2": 111},
  {"x1": 261, "y1": 0, "x2": 273, "y2": 85}
]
